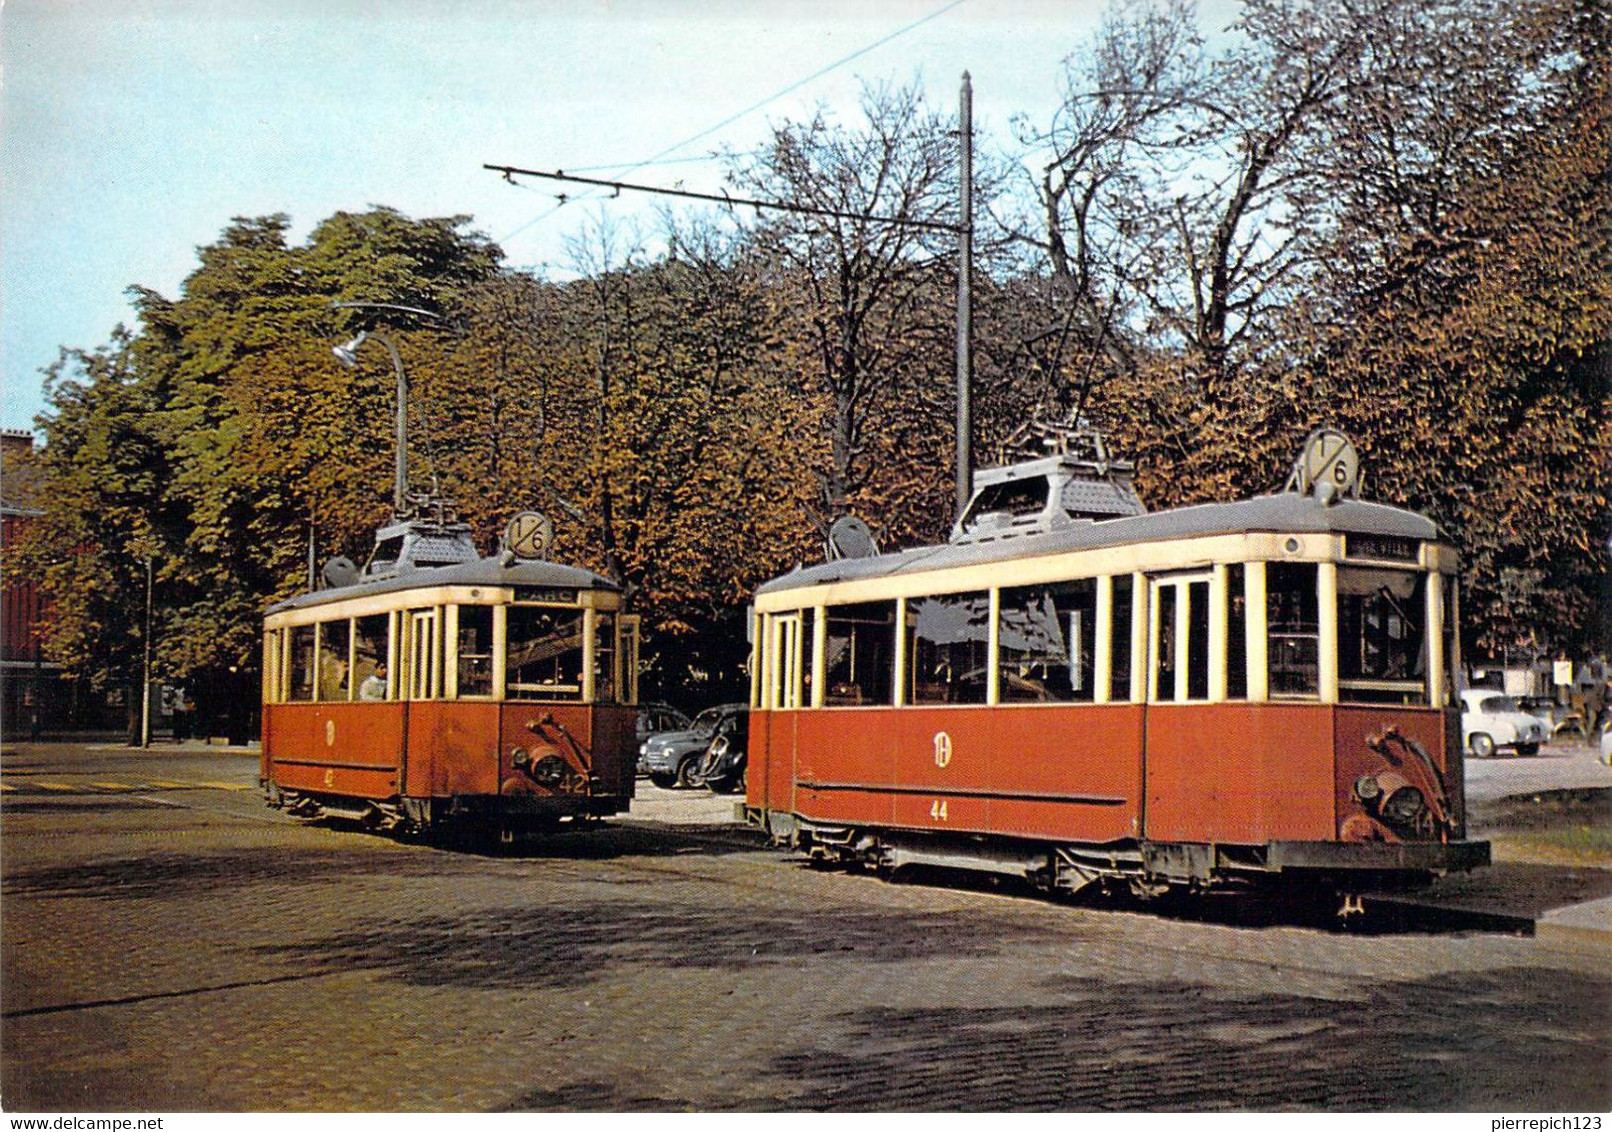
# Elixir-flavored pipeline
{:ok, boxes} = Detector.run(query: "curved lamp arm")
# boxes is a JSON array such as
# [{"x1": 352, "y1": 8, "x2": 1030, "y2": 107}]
[{"x1": 331, "y1": 329, "x2": 409, "y2": 517}]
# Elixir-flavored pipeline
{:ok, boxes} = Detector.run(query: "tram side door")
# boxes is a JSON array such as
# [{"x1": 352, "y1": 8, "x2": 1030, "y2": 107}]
[
  {"x1": 406, "y1": 610, "x2": 438, "y2": 700},
  {"x1": 765, "y1": 613, "x2": 804, "y2": 811},
  {"x1": 1143, "y1": 572, "x2": 1214, "y2": 841},
  {"x1": 1147, "y1": 573, "x2": 1211, "y2": 704},
  {"x1": 770, "y1": 614, "x2": 803, "y2": 711}
]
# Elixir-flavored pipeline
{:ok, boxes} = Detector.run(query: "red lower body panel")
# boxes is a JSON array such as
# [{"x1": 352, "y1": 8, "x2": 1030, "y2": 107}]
[
  {"x1": 264, "y1": 700, "x2": 636, "y2": 815},
  {"x1": 751, "y1": 701, "x2": 1462, "y2": 850},
  {"x1": 755, "y1": 704, "x2": 1144, "y2": 843}
]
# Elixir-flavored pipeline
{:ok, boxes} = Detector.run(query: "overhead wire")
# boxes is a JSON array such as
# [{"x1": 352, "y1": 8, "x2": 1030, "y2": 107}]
[{"x1": 493, "y1": 0, "x2": 969, "y2": 249}]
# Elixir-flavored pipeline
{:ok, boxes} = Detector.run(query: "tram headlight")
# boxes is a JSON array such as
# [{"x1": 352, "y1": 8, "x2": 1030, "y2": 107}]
[
  {"x1": 1382, "y1": 785, "x2": 1426, "y2": 826},
  {"x1": 1354, "y1": 771, "x2": 1425, "y2": 828},
  {"x1": 532, "y1": 755, "x2": 568, "y2": 787}
]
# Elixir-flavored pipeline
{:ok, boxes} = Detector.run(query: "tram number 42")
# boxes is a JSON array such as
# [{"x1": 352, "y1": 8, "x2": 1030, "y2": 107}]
[{"x1": 929, "y1": 799, "x2": 949, "y2": 821}]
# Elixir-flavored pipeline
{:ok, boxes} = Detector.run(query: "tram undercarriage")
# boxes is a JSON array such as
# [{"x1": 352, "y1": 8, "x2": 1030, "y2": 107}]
[
  {"x1": 745, "y1": 806, "x2": 1490, "y2": 904},
  {"x1": 266, "y1": 782, "x2": 616, "y2": 837}
]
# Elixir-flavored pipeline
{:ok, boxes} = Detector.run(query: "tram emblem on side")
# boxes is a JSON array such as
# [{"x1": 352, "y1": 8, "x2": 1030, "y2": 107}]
[{"x1": 933, "y1": 731, "x2": 953, "y2": 769}]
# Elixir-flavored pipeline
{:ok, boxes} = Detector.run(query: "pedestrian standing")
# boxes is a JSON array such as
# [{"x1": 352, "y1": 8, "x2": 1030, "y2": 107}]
[{"x1": 173, "y1": 688, "x2": 194, "y2": 742}]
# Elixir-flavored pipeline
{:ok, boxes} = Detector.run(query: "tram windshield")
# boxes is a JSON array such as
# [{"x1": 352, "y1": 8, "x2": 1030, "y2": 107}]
[
  {"x1": 506, "y1": 606, "x2": 584, "y2": 700},
  {"x1": 1338, "y1": 566, "x2": 1427, "y2": 703}
]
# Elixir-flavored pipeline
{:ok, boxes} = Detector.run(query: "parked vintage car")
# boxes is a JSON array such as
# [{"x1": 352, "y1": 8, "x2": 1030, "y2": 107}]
[
  {"x1": 691, "y1": 710, "x2": 750, "y2": 794},
  {"x1": 1460, "y1": 689, "x2": 1547, "y2": 757},
  {"x1": 640, "y1": 703, "x2": 747, "y2": 788},
  {"x1": 636, "y1": 703, "x2": 692, "y2": 748}
]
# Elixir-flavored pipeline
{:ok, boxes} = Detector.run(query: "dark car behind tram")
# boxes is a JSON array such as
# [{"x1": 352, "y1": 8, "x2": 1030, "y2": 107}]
[{"x1": 640, "y1": 703, "x2": 747, "y2": 788}]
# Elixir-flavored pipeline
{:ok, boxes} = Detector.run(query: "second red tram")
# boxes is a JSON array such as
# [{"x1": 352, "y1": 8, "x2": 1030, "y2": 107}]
[
  {"x1": 261, "y1": 509, "x2": 640, "y2": 835},
  {"x1": 742, "y1": 431, "x2": 1489, "y2": 898}
]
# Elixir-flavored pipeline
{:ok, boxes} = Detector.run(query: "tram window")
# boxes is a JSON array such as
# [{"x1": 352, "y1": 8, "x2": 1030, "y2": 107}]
[
  {"x1": 1154, "y1": 585, "x2": 1178, "y2": 702},
  {"x1": 318, "y1": 620, "x2": 351, "y2": 701},
  {"x1": 998, "y1": 581, "x2": 1096, "y2": 704},
  {"x1": 594, "y1": 611, "x2": 617, "y2": 703},
  {"x1": 1110, "y1": 578, "x2": 1134, "y2": 702},
  {"x1": 1268, "y1": 562, "x2": 1320, "y2": 696},
  {"x1": 768, "y1": 611, "x2": 807, "y2": 710},
  {"x1": 353, "y1": 614, "x2": 389, "y2": 700},
  {"x1": 506, "y1": 606, "x2": 584, "y2": 701},
  {"x1": 824, "y1": 601, "x2": 895, "y2": 706},
  {"x1": 800, "y1": 608, "x2": 816, "y2": 706},
  {"x1": 620, "y1": 615, "x2": 642, "y2": 705},
  {"x1": 288, "y1": 625, "x2": 316, "y2": 702},
  {"x1": 1226, "y1": 565, "x2": 1248, "y2": 700},
  {"x1": 1338, "y1": 567, "x2": 1427, "y2": 704},
  {"x1": 908, "y1": 591, "x2": 990, "y2": 705},
  {"x1": 1186, "y1": 581, "x2": 1210, "y2": 700},
  {"x1": 403, "y1": 608, "x2": 440, "y2": 700},
  {"x1": 963, "y1": 479, "x2": 1049, "y2": 525},
  {"x1": 457, "y1": 605, "x2": 495, "y2": 697},
  {"x1": 263, "y1": 630, "x2": 283, "y2": 703}
]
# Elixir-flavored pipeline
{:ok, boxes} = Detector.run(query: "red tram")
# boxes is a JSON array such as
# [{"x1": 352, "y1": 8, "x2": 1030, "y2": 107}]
[
  {"x1": 742, "y1": 429, "x2": 1489, "y2": 900},
  {"x1": 261, "y1": 505, "x2": 640, "y2": 836}
]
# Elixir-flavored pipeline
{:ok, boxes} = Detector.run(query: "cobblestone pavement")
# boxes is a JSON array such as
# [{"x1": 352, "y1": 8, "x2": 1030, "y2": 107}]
[{"x1": 1, "y1": 743, "x2": 1607, "y2": 1112}]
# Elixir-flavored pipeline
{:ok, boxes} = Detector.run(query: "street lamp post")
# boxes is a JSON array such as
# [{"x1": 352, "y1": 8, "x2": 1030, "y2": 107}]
[
  {"x1": 140, "y1": 554, "x2": 153, "y2": 748},
  {"x1": 330, "y1": 302, "x2": 443, "y2": 520},
  {"x1": 331, "y1": 329, "x2": 410, "y2": 517}
]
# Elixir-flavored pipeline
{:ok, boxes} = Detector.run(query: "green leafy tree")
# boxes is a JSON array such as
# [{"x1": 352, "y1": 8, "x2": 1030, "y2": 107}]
[
  {"x1": 22, "y1": 330, "x2": 183, "y2": 738},
  {"x1": 29, "y1": 208, "x2": 503, "y2": 727}
]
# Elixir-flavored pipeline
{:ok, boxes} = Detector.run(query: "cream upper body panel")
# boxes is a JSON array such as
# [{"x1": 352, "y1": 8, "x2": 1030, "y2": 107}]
[{"x1": 756, "y1": 491, "x2": 1450, "y2": 614}]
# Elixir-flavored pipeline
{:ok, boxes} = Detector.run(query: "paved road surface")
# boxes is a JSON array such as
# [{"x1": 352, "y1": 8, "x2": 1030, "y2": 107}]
[
  {"x1": 1, "y1": 741, "x2": 1606, "y2": 1112},
  {"x1": 1462, "y1": 736, "x2": 1611, "y2": 803}
]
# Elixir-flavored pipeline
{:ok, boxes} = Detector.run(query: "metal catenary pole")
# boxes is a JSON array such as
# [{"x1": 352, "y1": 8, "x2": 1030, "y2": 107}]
[{"x1": 955, "y1": 71, "x2": 974, "y2": 520}]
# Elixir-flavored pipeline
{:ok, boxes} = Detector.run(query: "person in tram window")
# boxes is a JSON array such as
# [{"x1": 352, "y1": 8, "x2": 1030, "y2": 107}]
[{"x1": 359, "y1": 663, "x2": 389, "y2": 701}]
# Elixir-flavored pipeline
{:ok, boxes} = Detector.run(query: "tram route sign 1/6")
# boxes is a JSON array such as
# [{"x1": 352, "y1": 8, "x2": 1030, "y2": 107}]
[
  {"x1": 504, "y1": 511, "x2": 553, "y2": 561},
  {"x1": 1286, "y1": 428, "x2": 1360, "y2": 501}
]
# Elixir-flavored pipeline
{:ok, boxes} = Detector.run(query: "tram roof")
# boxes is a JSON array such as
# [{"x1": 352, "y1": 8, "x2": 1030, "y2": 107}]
[
  {"x1": 758, "y1": 492, "x2": 1440, "y2": 595},
  {"x1": 267, "y1": 555, "x2": 621, "y2": 614}
]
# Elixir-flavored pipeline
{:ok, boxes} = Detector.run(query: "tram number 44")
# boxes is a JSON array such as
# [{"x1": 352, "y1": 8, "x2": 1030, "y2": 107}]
[{"x1": 929, "y1": 799, "x2": 949, "y2": 821}]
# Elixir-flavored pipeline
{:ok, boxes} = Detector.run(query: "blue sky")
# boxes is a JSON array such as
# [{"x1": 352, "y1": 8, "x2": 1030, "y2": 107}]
[{"x1": 0, "y1": 0, "x2": 1238, "y2": 436}]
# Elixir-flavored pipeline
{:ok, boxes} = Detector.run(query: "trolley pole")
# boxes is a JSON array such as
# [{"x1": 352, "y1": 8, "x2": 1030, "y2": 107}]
[{"x1": 955, "y1": 71, "x2": 974, "y2": 520}]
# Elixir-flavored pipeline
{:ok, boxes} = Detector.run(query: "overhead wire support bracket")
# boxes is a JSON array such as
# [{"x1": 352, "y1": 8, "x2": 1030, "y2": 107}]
[{"x1": 483, "y1": 163, "x2": 965, "y2": 235}]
